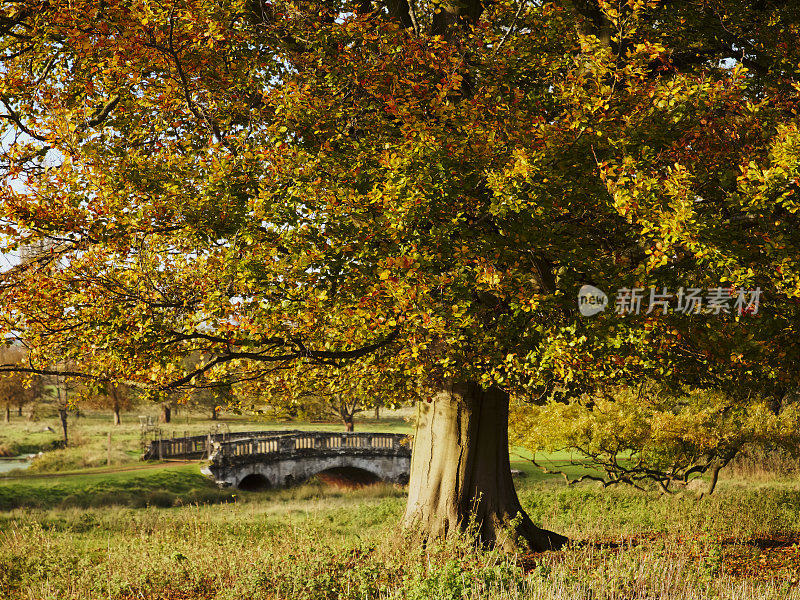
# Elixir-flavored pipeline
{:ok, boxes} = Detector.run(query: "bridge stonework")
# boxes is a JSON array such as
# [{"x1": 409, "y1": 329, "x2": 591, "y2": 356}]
[{"x1": 199, "y1": 432, "x2": 412, "y2": 489}]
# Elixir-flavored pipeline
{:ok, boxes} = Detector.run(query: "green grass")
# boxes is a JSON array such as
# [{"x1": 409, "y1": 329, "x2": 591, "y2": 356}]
[
  {"x1": 3, "y1": 470, "x2": 800, "y2": 599},
  {"x1": 0, "y1": 463, "x2": 239, "y2": 510},
  {"x1": 3, "y1": 407, "x2": 800, "y2": 599}
]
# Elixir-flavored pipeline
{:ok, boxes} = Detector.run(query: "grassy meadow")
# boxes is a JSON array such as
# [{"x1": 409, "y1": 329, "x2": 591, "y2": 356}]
[{"x1": 2, "y1": 407, "x2": 800, "y2": 599}]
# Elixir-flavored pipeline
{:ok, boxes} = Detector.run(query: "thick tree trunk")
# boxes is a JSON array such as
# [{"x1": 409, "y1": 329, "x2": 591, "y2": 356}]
[
  {"x1": 58, "y1": 407, "x2": 68, "y2": 446},
  {"x1": 113, "y1": 406, "x2": 121, "y2": 426},
  {"x1": 402, "y1": 381, "x2": 567, "y2": 552},
  {"x1": 160, "y1": 404, "x2": 171, "y2": 424}
]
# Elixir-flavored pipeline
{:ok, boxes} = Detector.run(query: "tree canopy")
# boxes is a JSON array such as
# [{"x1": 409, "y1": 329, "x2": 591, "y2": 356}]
[
  {"x1": 1, "y1": 0, "x2": 799, "y2": 399},
  {"x1": 2, "y1": 0, "x2": 800, "y2": 549}
]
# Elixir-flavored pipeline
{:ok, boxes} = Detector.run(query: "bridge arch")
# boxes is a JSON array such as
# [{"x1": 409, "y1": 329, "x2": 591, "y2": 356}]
[
  {"x1": 237, "y1": 473, "x2": 271, "y2": 491},
  {"x1": 316, "y1": 465, "x2": 381, "y2": 487}
]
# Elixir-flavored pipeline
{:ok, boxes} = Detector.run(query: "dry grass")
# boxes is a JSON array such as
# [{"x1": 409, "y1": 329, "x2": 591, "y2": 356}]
[{"x1": 2, "y1": 473, "x2": 800, "y2": 599}]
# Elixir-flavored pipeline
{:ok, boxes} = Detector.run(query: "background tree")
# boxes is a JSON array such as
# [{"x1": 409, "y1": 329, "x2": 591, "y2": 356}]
[
  {"x1": 188, "y1": 379, "x2": 233, "y2": 421},
  {"x1": 292, "y1": 393, "x2": 365, "y2": 431},
  {"x1": 2, "y1": 0, "x2": 800, "y2": 550},
  {"x1": 83, "y1": 382, "x2": 134, "y2": 425},
  {"x1": 260, "y1": 360, "x2": 407, "y2": 431},
  {"x1": 0, "y1": 347, "x2": 41, "y2": 422},
  {"x1": 0, "y1": 366, "x2": 25, "y2": 423},
  {"x1": 45, "y1": 371, "x2": 85, "y2": 447}
]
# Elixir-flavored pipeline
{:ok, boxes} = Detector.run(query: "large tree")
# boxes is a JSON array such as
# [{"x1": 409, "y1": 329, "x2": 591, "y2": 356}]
[{"x1": 2, "y1": 0, "x2": 800, "y2": 550}]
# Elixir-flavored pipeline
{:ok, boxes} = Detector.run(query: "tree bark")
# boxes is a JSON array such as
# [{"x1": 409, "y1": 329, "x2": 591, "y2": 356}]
[
  {"x1": 17, "y1": 404, "x2": 22, "y2": 417},
  {"x1": 402, "y1": 381, "x2": 567, "y2": 552},
  {"x1": 4, "y1": 405, "x2": 9, "y2": 423},
  {"x1": 160, "y1": 404, "x2": 171, "y2": 424},
  {"x1": 113, "y1": 405, "x2": 121, "y2": 426},
  {"x1": 211, "y1": 406, "x2": 218, "y2": 420}
]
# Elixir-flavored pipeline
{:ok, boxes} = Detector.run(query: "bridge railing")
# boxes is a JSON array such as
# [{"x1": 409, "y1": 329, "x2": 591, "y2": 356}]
[
  {"x1": 142, "y1": 430, "x2": 306, "y2": 460},
  {"x1": 214, "y1": 432, "x2": 412, "y2": 460}
]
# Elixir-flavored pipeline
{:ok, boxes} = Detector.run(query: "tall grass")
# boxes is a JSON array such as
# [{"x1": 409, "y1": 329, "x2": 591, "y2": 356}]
[
  {"x1": 727, "y1": 446, "x2": 800, "y2": 481},
  {"x1": 2, "y1": 477, "x2": 800, "y2": 599}
]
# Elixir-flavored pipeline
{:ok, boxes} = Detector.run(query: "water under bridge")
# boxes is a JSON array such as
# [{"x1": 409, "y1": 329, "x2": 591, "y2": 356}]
[{"x1": 143, "y1": 431, "x2": 412, "y2": 490}]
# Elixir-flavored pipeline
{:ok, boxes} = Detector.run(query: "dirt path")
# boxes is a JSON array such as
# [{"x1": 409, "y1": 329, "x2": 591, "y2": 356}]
[{"x1": 0, "y1": 460, "x2": 201, "y2": 481}]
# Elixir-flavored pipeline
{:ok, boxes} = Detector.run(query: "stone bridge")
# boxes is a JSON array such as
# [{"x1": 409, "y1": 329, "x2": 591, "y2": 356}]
[{"x1": 198, "y1": 431, "x2": 412, "y2": 490}]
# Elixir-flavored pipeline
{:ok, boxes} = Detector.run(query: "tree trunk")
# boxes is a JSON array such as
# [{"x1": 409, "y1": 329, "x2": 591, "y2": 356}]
[
  {"x1": 704, "y1": 448, "x2": 739, "y2": 497},
  {"x1": 58, "y1": 407, "x2": 68, "y2": 446},
  {"x1": 4, "y1": 405, "x2": 9, "y2": 423},
  {"x1": 17, "y1": 405, "x2": 22, "y2": 417},
  {"x1": 402, "y1": 381, "x2": 567, "y2": 552},
  {"x1": 211, "y1": 406, "x2": 218, "y2": 420},
  {"x1": 160, "y1": 404, "x2": 171, "y2": 424},
  {"x1": 706, "y1": 463, "x2": 722, "y2": 496},
  {"x1": 111, "y1": 386, "x2": 121, "y2": 425}
]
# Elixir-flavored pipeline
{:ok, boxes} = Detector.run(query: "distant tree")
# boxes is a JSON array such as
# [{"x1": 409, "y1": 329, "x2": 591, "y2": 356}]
[
  {"x1": 0, "y1": 372, "x2": 25, "y2": 423},
  {"x1": 297, "y1": 393, "x2": 365, "y2": 431},
  {"x1": 49, "y1": 374, "x2": 73, "y2": 446},
  {"x1": 0, "y1": 347, "x2": 41, "y2": 423},
  {"x1": 188, "y1": 380, "x2": 233, "y2": 421},
  {"x1": 258, "y1": 361, "x2": 403, "y2": 431},
  {"x1": 84, "y1": 382, "x2": 134, "y2": 425},
  {"x1": 159, "y1": 400, "x2": 172, "y2": 424}
]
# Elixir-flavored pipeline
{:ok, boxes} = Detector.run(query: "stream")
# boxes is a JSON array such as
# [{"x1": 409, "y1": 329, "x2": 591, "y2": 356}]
[{"x1": 0, "y1": 455, "x2": 34, "y2": 474}]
